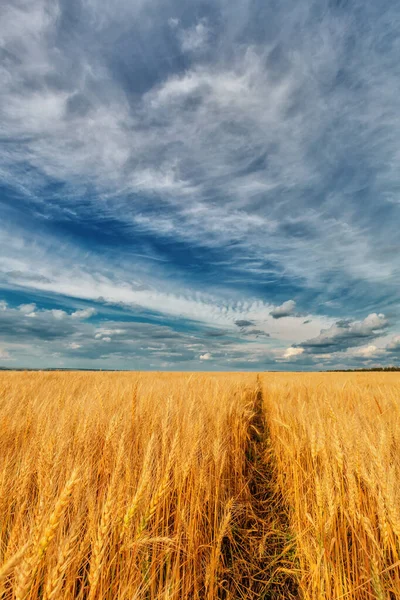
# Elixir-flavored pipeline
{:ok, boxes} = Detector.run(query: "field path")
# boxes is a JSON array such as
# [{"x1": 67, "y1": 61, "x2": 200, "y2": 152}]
[{"x1": 218, "y1": 375, "x2": 299, "y2": 599}]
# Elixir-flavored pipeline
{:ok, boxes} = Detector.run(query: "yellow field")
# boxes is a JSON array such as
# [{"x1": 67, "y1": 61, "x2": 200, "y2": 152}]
[{"x1": 0, "y1": 372, "x2": 399, "y2": 599}]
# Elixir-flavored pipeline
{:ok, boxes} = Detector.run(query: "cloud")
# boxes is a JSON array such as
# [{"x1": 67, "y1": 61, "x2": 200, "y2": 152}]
[
  {"x1": 2, "y1": 0, "x2": 399, "y2": 301},
  {"x1": 19, "y1": 303, "x2": 37, "y2": 315},
  {"x1": 235, "y1": 320, "x2": 254, "y2": 328},
  {"x1": 0, "y1": 230, "x2": 332, "y2": 341},
  {"x1": 300, "y1": 313, "x2": 389, "y2": 354},
  {"x1": 168, "y1": 17, "x2": 180, "y2": 29},
  {"x1": 246, "y1": 329, "x2": 270, "y2": 337},
  {"x1": 0, "y1": 295, "x2": 392, "y2": 371},
  {"x1": 5, "y1": 271, "x2": 51, "y2": 284},
  {"x1": 0, "y1": 348, "x2": 10, "y2": 360},
  {"x1": 349, "y1": 344, "x2": 380, "y2": 358},
  {"x1": 71, "y1": 308, "x2": 97, "y2": 320},
  {"x1": 270, "y1": 300, "x2": 296, "y2": 319},
  {"x1": 283, "y1": 347, "x2": 304, "y2": 359},
  {"x1": 51, "y1": 309, "x2": 67, "y2": 320},
  {"x1": 94, "y1": 328, "x2": 127, "y2": 339},
  {"x1": 0, "y1": 304, "x2": 86, "y2": 342},
  {"x1": 0, "y1": 299, "x2": 266, "y2": 368},
  {"x1": 0, "y1": 0, "x2": 399, "y2": 369},
  {"x1": 204, "y1": 328, "x2": 227, "y2": 338},
  {"x1": 177, "y1": 19, "x2": 210, "y2": 53},
  {"x1": 387, "y1": 336, "x2": 400, "y2": 353}
]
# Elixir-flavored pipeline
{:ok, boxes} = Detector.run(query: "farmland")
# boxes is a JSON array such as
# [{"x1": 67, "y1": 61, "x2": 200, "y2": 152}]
[{"x1": 0, "y1": 372, "x2": 399, "y2": 599}]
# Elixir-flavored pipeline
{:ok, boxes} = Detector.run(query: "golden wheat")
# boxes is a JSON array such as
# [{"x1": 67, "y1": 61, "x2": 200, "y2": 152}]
[
  {"x1": 0, "y1": 372, "x2": 266, "y2": 599},
  {"x1": 1, "y1": 370, "x2": 399, "y2": 599},
  {"x1": 261, "y1": 372, "x2": 400, "y2": 600}
]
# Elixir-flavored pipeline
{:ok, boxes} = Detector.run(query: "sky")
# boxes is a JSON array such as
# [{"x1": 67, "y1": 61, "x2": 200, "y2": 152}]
[{"x1": 0, "y1": 0, "x2": 399, "y2": 371}]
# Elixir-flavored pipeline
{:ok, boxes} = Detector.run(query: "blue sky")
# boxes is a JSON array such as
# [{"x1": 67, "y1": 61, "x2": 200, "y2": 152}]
[{"x1": 0, "y1": 0, "x2": 399, "y2": 370}]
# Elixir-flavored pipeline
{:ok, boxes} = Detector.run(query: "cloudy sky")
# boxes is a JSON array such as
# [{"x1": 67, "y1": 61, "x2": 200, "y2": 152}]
[{"x1": 0, "y1": 0, "x2": 399, "y2": 370}]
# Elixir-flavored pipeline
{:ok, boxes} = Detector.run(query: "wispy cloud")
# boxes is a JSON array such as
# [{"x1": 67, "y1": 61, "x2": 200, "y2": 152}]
[
  {"x1": 0, "y1": 0, "x2": 399, "y2": 368},
  {"x1": 175, "y1": 19, "x2": 210, "y2": 53},
  {"x1": 0, "y1": 226, "x2": 334, "y2": 344}
]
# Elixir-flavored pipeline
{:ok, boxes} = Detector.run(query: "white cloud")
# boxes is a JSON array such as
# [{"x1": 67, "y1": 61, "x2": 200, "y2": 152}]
[
  {"x1": 348, "y1": 314, "x2": 388, "y2": 336},
  {"x1": 71, "y1": 308, "x2": 97, "y2": 320},
  {"x1": 51, "y1": 309, "x2": 67, "y2": 320},
  {"x1": 95, "y1": 329, "x2": 127, "y2": 338},
  {"x1": 387, "y1": 336, "x2": 400, "y2": 352},
  {"x1": 19, "y1": 303, "x2": 36, "y2": 313},
  {"x1": 168, "y1": 17, "x2": 180, "y2": 29},
  {"x1": 283, "y1": 347, "x2": 304, "y2": 359},
  {"x1": 68, "y1": 342, "x2": 82, "y2": 350},
  {"x1": 19, "y1": 303, "x2": 36, "y2": 317},
  {"x1": 349, "y1": 344, "x2": 380, "y2": 358},
  {"x1": 199, "y1": 352, "x2": 212, "y2": 360},
  {"x1": 0, "y1": 347, "x2": 10, "y2": 360},
  {"x1": 270, "y1": 300, "x2": 296, "y2": 319},
  {"x1": 178, "y1": 19, "x2": 209, "y2": 53}
]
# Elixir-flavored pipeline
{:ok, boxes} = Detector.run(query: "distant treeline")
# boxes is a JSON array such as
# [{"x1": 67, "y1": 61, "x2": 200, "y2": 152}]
[{"x1": 328, "y1": 367, "x2": 399, "y2": 372}]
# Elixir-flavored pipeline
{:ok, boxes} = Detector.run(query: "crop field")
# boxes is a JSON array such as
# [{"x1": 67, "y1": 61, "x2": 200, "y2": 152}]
[{"x1": 0, "y1": 372, "x2": 399, "y2": 599}]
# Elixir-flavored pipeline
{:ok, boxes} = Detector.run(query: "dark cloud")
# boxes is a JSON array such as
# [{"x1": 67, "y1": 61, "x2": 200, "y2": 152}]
[
  {"x1": 335, "y1": 319, "x2": 352, "y2": 328},
  {"x1": 234, "y1": 320, "x2": 254, "y2": 328},
  {"x1": 6, "y1": 271, "x2": 51, "y2": 284},
  {"x1": 204, "y1": 329, "x2": 227, "y2": 337},
  {"x1": 245, "y1": 329, "x2": 270, "y2": 337}
]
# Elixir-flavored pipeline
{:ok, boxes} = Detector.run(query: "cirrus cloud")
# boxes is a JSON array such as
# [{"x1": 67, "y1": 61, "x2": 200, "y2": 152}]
[{"x1": 0, "y1": 0, "x2": 399, "y2": 369}]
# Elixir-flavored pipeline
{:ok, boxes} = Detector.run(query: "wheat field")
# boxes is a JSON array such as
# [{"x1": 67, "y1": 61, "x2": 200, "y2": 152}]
[{"x1": 0, "y1": 371, "x2": 399, "y2": 599}]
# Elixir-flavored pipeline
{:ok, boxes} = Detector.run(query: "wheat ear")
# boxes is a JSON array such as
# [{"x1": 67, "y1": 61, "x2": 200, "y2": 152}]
[
  {"x1": 0, "y1": 543, "x2": 29, "y2": 586},
  {"x1": 15, "y1": 470, "x2": 79, "y2": 600}
]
